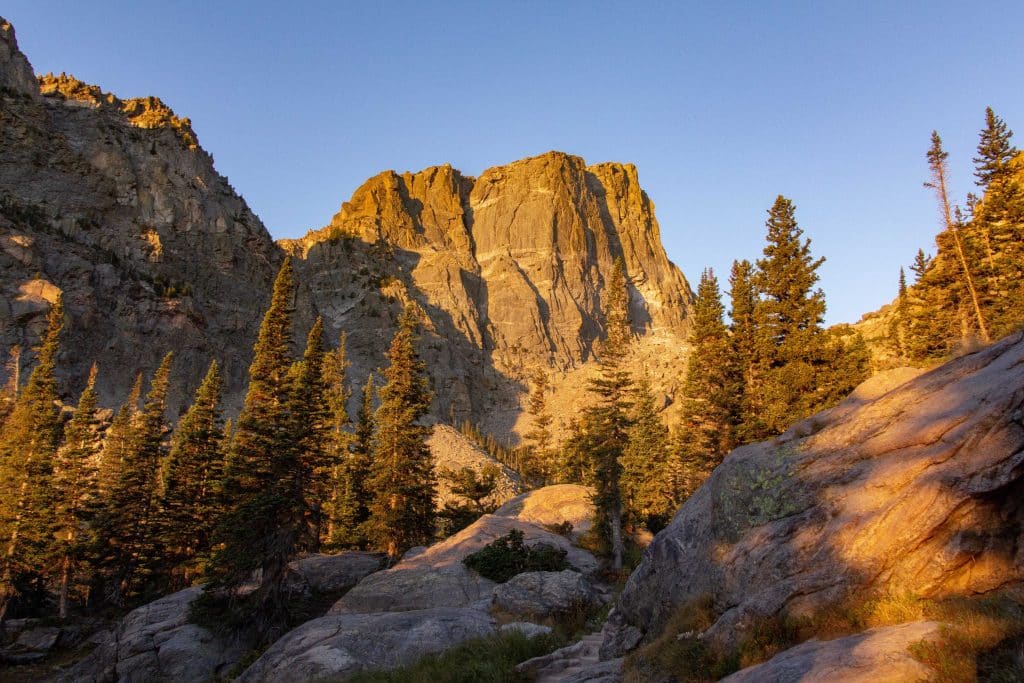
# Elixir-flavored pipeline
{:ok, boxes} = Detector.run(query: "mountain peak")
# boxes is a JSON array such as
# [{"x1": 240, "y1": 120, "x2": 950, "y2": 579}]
[{"x1": 0, "y1": 17, "x2": 39, "y2": 97}]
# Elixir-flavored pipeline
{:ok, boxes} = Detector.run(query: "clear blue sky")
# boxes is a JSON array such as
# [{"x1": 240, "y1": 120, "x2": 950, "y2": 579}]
[{"x1": 6, "y1": 1, "x2": 1023, "y2": 324}]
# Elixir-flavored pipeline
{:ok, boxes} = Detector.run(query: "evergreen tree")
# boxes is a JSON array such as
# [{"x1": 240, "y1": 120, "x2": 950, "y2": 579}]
[
  {"x1": 52, "y1": 363, "x2": 101, "y2": 619},
  {"x1": 910, "y1": 249, "x2": 932, "y2": 283},
  {"x1": 679, "y1": 268, "x2": 740, "y2": 457},
  {"x1": 974, "y1": 107, "x2": 1017, "y2": 188},
  {"x1": 0, "y1": 298, "x2": 64, "y2": 622},
  {"x1": 926, "y1": 131, "x2": 989, "y2": 343},
  {"x1": 522, "y1": 367, "x2": 555, "y2": 484},
  {"x1": 582, "y1": 258, "x2": 633, "y2": 570},
  {"x1": 204, "y1": 259, "x2": 310, "y2": 640},
  {"x1": 98, "y1": 352, "x2": 172, "y2": 605},
  {"x1": 363, "y1": 306, "x2": 436, "y2": 560},
  {"x1": 728, "y1": 259, "x2": 759, "y2": 444},
  {"x1": 322, "y1": 333, "x2": 353, "y2": 547},
  {"x1": 96, "y1": 374, "x2": 142, "y2": 499},
  {"x1": 621, "y1": 372, "x2": 672, "y2": 531},
  {"x1": 749, "y1": 196, "x2": 827, "y2": 438},
  {"x1": 283, "y1": 317, "x2": 332, "y2": 555},
  {"x1": 157, "y1": 360, "x2": 223, "y2": 590},
  {"x1": 330, "y1": 374, "x2": 374, "y2": 549},
  {"x1": 888, "y1": 268, "x2": 909, "y2": 359}
]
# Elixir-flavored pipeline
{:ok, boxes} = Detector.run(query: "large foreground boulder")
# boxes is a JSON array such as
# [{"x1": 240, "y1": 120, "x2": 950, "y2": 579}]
[
  {"x1": 61, "y1": 551, "x2": 384, "y2": 682},
  {"x1": 59, "y1": 586, "x2": 245, "y2": 683},
  {"x1": 604, "y1": 332, "x2": 1024, "y2": 657},
  {"x1": 237, "y1": 607, "x2": 495, "y2": 682},
  {"x1": 721, "y1": 621, "x2": 942, "y2": 682},
  {"x1": 333, "y1": 485, "x2": 598, "y2": 614},
  {"x1": 492, "y1": 570, "x2": 600, "y2": 619}
]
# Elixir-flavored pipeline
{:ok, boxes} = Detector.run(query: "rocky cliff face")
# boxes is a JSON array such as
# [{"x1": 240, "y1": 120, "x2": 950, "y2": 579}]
[
  {"x1": 288, "y1": 153, "x2": 693, "y2": 435},
  {"x1": 602, "y1": 331, "x2": 1024, "y2": 658},
  {"x1": 0, "y1": 19, "x2": 280, "y2": 411},
  {"x1": 0, "y1": 18, "x2": 692, "y2": 436}
]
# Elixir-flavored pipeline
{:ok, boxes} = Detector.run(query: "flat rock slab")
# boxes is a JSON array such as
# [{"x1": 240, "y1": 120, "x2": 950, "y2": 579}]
[
  {"x1": 237, "y1": 607, "x2": 496, "y2": 682},
  {"x1": 493, "y1": 484, "x2": 595, "y2": 540},
  {"x1": 721, "y1": 621, "x2": 942, "y2": 683}
]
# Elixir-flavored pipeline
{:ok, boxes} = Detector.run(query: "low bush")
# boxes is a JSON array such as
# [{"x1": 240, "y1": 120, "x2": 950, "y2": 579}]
[{"x1": 462, "y1": 529, "x2": 568, "y2": 583}]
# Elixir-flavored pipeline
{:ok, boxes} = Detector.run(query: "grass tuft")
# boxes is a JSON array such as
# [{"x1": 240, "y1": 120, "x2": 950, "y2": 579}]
[{"x1": 341, "y1": 631, "x2": 566, "y2": 683}]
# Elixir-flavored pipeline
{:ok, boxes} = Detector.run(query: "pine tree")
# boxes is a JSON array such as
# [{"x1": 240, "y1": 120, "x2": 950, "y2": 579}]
[
  {"x1": 96, "y1": 374, "x2": 142, "y2": 499},
  {"x1": 974, "y1": 107, "x2": 1017, "y2": 188},
  {"x1": 331, "y1": 374, "x2": 374, "y2": 549},
  {"x1": 729, "y1": 260, "x2": 759, "y2": 444},
  {"x1": 156, "y1": 360, "x2": 223, "y2": 590},
  {"x1": 322, "y1": 332, "x2": 353, "y2": 547},
  {"x1": 582, "y1": 258, "x2": 633, "y2": 570},
  {"x1": 52, "y1": 363, "x2": 101, "y2": 619},
  {"x1": 204, "y1": 259, "x2": 305, "y2": 640},
  {"x1": 679, "y1": 268, "x2": 740, "y2": 457},
  {"x1": 523, "y1": 367, "x2": 555, "y2": 485},
  {"x1": 98, "y1": 352, "x2": 172, "y2": 605},
  {"x1": 363, "y1": 306, "x2": 436, "y2": 560},
  {"x1": 620, "y1": 372, "x2": 671, "y2": 530},
  {"x1": 749, "y1": 196, "x2": 828, "y2": 438},
  {"x1": 0, "y1": 298, "x2": 64, "y2": 622},
  {"x1": 283, "y1": 317, "x2": 332, "y2": 555},
  {"x1": 910, "y1": 249, "x2": 932, "y2": 283},
  {"x1": 926, "y1": 131, "x2": 989, "y2": 343}
]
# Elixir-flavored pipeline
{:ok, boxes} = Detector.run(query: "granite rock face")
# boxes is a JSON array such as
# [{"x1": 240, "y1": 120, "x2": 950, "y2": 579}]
[
  {"x1": 721, "y1": 621, "x2": 942, "y2": 683},
  {"x1": 236, "y1": 607, "x2": 496, "y2": 683},
  {"x1": 603, "y1": 331, "x2": 1024, "y2": 658},
  {"x1": 429, "y1": 424, "x2": 524, "y2": 510},
  {"x1": 0, "y1": 21, "x2": 280, "y2": 414},
  {"x1": 331, "y1": 484, "x2": 597, "y2": 615},
  {"x1": 59, "y1": 586, "x2": 246, "y2": 683},
  {"x1": 492, "y1": 570, "x2": 599, "y2": 619}
]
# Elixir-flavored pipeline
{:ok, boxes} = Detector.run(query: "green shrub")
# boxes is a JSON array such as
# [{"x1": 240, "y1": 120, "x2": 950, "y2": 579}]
[{"x1": 462, "y1": 529, "x2": 568, "y2": 583}]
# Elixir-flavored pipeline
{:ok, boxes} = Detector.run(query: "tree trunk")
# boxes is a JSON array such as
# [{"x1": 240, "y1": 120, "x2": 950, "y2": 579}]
[
  {"x1": 58, "y1": 553, "x2": 71, "y2": 620},
  {"x1": 609, "y1": 504, "x2": 624, "y2": 572}
]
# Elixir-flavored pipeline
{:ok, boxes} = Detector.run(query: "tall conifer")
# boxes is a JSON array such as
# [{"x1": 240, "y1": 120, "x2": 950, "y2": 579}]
[
  {"x1": 98, "y1": 352, "x2": 172, "y2": 605},
  {"x1": 749, "y1": 196, "x2": 827, "y2": 438},
  {"x1": 331, "y1": 374, "x2": 374, "y2": 549},
  {"x1": 157, "y1": 360, "x2": 223, "y2": 589},
  {"x1": 582, "y1": 258, "x2": 633, "y2": 570},
  {"x1": 364, "y1": 306, "x2": 435, "y2": 559},
  {"x1": 52, "y1": 363, "x2": 101, "y2": 618},
  {"x1": 0, "y1": 298, "x2": 64, "y2": 622}
]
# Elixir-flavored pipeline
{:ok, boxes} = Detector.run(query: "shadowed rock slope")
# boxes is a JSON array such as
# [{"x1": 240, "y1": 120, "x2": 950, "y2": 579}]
[{"x1": 603, "y1": 330, "x2": 1024, "y2": 658}]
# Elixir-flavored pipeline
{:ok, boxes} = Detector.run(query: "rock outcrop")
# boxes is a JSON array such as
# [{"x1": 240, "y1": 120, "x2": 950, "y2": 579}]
[
  {"x1": 332, "y1": 487, "x2": 598, "y2": 615},
  {"x1": 721, "y1": 621, "x2": 943, "y2": 683},
  {"x1": 603, "y1": 331, "x2": 1024, "y2": 658},
  {"x1": 492, "y1": 570, "x2": 600, "y2": 620},
  {"x1": 0, "y1": 18, "x2": 37, "y2": 97},
  {"x1": 61, "y1": 551, "x2": 383, "y2": 683},
  {"x1": 237, "y1": 607, "x2": 496, "y2": 683},
  {"x1": 60, "y1": 586, "x2": 246, "y2": 683}
]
